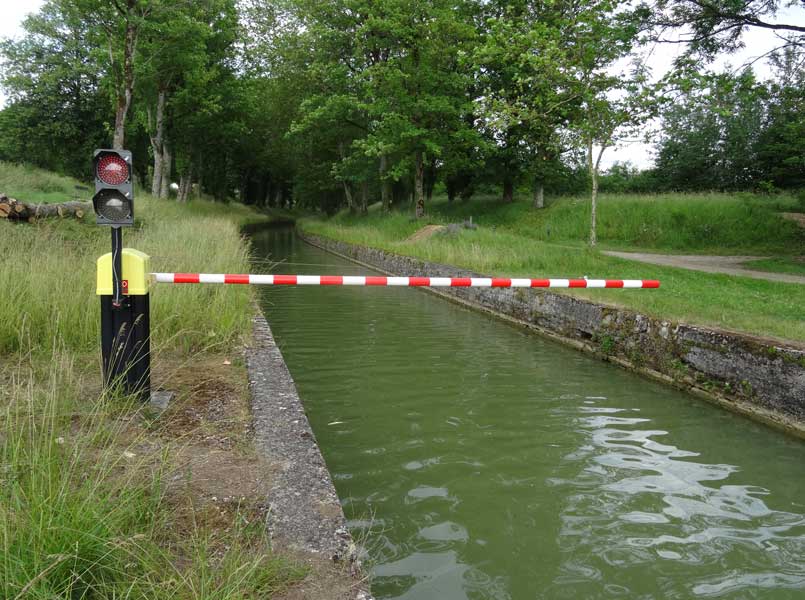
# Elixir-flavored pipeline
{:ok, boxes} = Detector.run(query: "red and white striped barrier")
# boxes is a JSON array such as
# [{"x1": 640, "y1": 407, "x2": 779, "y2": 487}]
[{"x1": 151, "y1": 273, "x2": 660, "y2": 289}]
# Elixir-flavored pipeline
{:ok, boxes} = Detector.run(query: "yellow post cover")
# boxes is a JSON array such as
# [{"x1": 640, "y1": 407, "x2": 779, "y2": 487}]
[{"x1": 96, "y1": 248, "x2": 151, "y2": 295}]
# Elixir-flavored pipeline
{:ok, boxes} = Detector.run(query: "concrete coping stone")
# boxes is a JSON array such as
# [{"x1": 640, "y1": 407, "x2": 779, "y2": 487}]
[{"x1": 246, "y1": 312, "x2": 374, "y2": 599}]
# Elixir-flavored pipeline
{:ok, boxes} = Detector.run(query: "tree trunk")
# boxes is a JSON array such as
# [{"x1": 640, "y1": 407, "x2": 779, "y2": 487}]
[
  {"x1": 160, "y1": 143, "x2": 172, "y2": 199},
  {"x1": 150, "y1": 90, "x2": 166, "y2": 197},
  {"x1": 112, "y1": 14, "x2": 138, "y2": 149},
  {"x1": 587, "y1": 140, "x2": 606, "y2": 248},
  {"x1": 0, "y1": 195, "x2": 90, "y2": 221},
  {"x1": 532, "y1": 180, "x2": 544, "y2": 209},
  {"x1": 266, "y1": 180, "x2": 275, "y2": 207},
  {"x1": 425, "y1": 161, "x2": 436, "y2": 201},
  {"x1": 178, "y1": 167, "x2": 193, "y2": 203},
  {"x1": 414, "y1": 151, "x2": 425, "y2": 218},
  {"x1": 360, "y1": 181, "x2": 369, "y2": 215},
  {"x1": 338, "y1": 140, "x2": 355, "y2": 213},
  {"x1": 380, "y1": 154, "x2": 392, "y2": 212},
  {"x1": 342, "y1": 181, "x2": 354, "y2": 213},
  {"x1": 502, "y1": 179, "x2": 514, "y2": 203}
]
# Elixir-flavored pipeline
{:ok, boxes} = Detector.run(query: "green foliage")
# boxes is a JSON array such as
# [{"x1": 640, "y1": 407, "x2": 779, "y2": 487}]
[
  {"x1": 655, "y1": 70, "x2": 769, "y2": 191},
  {"x1": 0, "y1": 0, "x2": 803, "y2": 211},
  {"x1": 0, "y1": 1, "x2": 108, "y2": 178},
  {"x1": 637, "y1": 1, "x2": 805, "y2": 62}
]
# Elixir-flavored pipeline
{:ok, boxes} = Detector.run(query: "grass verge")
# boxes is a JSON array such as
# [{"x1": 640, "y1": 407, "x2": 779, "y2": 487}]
[
  {"x1": 298, "y1": 207, "x2": 805, "y2": 344},
  {"x1": 743, "y1": 256, "x2": 805, "y2": 276},
  {"x1": 1, "y1": 346, "x2": 308, "y2": 599},
  {"x1": 0, "y1": 194, "x2": 262, "y2": 355},
  {"x1": 1, "y1": 164, "x2": 345, "y2": 599},
  {"x1": 0, "y1": 161, "x2": 90, "y2": 204}
]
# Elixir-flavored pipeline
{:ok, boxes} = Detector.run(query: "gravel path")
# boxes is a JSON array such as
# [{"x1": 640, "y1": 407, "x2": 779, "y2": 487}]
[{"x1": 603, "y1": 251, "x2": 805, "y2": 285}]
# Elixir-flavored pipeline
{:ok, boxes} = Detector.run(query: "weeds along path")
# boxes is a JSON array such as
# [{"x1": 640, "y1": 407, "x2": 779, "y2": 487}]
[{"x1": 603, "y1": 251, "x2": 805, "y2": 285}]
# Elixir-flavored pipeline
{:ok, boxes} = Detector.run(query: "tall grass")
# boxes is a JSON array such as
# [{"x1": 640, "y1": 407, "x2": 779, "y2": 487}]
[
  {"x1": 0, "y1": 195, "x2": 260, "y2": 355},
  {"x1": 1, "y1": 348, "x2": 305, "y2": 599},
  {"x1": 1, "y1": 352, "x2": 164, "y2": 598},
  {"x1": 0, "y1": 163, "x2": 310, "y2": 598}
]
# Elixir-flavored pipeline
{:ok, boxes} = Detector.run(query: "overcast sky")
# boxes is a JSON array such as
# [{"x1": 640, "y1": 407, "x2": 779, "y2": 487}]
[{"x1": 1, "y1": 1, "x2": 803, "y2": 168}]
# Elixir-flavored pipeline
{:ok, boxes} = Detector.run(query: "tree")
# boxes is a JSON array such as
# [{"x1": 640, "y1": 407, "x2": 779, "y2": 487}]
[
  {"x1": 0, "y1": 1, "x2": 108, "y2": 177},
  {"x1": 755, "y1": 49, "x2": 805, "y2": 189},
  {"x1": 70, "y1": 0, "x2": 155, "y2": 149},
  {"x1": 137, "y1": 2, "x2": 220, "y2": 196},
  {"x1": 576, "y1": 73, "x2": 657, "y2": 246},
  {"x1": 282, "y1": 0, "x2": 478, "y2": 218},
  {"x1": 353, "y1": 0, "x2": 478, "y2": 218},
  {"x1": 654, "y1": 69, "x2": 768, "y2": 190},
  {"x1": 474, "y1": 1, "x2": 635, "y2": 207}
]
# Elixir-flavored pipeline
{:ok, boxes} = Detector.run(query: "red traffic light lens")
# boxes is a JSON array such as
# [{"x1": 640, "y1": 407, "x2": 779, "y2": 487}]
[{"x1": 96, "y1": 154, "x2": 130, "y2": 186}]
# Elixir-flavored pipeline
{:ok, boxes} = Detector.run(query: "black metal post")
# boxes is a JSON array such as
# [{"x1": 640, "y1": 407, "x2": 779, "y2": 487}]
[{"x1": 111, "y1": 226, "x2": 123, "y2": 307}]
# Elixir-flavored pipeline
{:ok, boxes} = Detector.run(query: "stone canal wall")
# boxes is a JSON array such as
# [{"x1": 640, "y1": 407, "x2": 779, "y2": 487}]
[
  {"x1": 299, "y1": 232, "x2": 805, "y2": 436},
  {"x1": 247, "y1": 311, "x2": 373, "y2": 599}
]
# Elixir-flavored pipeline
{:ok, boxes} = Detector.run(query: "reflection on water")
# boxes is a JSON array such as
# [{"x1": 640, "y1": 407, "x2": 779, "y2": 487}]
[
  {"x1": 548, "y1": 402, "x2": 805, "y2": 598},
  {"x1": 251, "y1": 228, "x2": 805, "y2": 600}
]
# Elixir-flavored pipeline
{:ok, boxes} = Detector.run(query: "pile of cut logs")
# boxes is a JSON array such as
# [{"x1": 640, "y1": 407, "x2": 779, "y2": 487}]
[{"x1": 0, "y1": 193, "x2": 91, "y2": 222}]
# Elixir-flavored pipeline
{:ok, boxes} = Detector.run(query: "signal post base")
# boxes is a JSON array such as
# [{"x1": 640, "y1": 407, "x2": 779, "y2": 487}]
[{"x1": 97, "y1": 248, "x2": 152, "y2": 402}]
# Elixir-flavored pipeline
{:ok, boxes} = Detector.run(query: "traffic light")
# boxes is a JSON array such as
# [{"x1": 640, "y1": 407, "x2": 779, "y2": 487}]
[{"x1": 93, "y1": 149, "x2": 134, "y2": 226}]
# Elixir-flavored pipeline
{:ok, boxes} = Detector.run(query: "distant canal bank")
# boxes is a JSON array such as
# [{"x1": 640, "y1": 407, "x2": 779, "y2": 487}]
[
  {"x1": 298, "y1": 231, "x2": 805, "y2": 437},
  {"x1": 250, "y1": 226, "x2": 805, "y2": 600}
]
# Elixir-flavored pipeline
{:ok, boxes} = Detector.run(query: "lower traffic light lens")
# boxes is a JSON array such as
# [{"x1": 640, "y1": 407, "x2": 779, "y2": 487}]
[{"x1": 94, "y1": 189, "x2": 132, "y2": 222}]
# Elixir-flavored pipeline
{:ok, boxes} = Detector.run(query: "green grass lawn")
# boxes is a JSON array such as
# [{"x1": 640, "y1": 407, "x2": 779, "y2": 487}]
[
  {"x1": 743, "y1": 256, "x2": 805, "y2": 276},
  {"x1": 0, "y1": 161, "x2": 92, "y2": 203},
  {"x1": 299, "y1": 202, "x2": 805, "y2": 343},
  {"x1": 419, "y1": 191, "x2": 803, "y2": 255}
]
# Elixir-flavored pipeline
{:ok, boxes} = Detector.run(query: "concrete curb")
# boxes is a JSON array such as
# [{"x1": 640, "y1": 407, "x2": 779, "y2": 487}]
[
  {"x1": 246, "y1": 311, "x2": 373, "y2": 599},
  {"x1": 299, "y1": 231, "x2": 805, "y2": 438}
]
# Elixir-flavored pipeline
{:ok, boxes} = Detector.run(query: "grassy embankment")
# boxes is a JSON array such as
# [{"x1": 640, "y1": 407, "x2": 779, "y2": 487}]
[
  {"x1": 0, "y1": 162, "x2": 309, "y2": 598},
  {"x1": 299, "y1": 192, "x2": 805, "y2": 343}
]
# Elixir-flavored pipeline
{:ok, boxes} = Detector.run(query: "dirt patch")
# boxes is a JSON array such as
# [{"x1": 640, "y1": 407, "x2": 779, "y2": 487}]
[
  {"x1": 405, "y1": 224, "x2": 446, "y2": 242},
  {"x1": 274, "y1": 553, "x2": 371, "y2": 600},
  {"x1": 782, "y1": 212, "x2": 805, "y2": 228},
  {"x1": 148, "y1": 352, "x2": 367, "y2": 598},
  {"x1": 154, "y1": 355, "x2": 252, "y2": 448}
]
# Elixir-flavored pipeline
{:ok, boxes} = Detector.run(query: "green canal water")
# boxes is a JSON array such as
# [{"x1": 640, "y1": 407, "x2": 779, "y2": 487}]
[{"x1": 251, "y1": 228, "x2": 805, "y2": 599}]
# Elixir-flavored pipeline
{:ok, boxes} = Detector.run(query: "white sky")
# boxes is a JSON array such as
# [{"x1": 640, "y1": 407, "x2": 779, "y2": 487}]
[
  {"x1": 0, "y1": 0, "x2": 45, "y2": 107},
  {"x1": 1, "y1": 1, "x2": 803, "y2": 169}
]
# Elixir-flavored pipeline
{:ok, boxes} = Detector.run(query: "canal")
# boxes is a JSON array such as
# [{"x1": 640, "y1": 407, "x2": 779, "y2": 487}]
[{"x1": 251, "y1": 227, "x2": 805, "y2": 600}]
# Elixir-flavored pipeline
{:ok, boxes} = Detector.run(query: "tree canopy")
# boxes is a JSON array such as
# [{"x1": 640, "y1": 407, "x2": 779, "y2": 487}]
[{"x1": 0, "y1": 0, "x2": 802, "y2": 211}]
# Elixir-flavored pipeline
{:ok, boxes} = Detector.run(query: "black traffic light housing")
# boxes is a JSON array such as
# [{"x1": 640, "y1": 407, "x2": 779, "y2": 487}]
[{"x1": 93, "y1": 149, "x2": 134, "y2": 227}]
